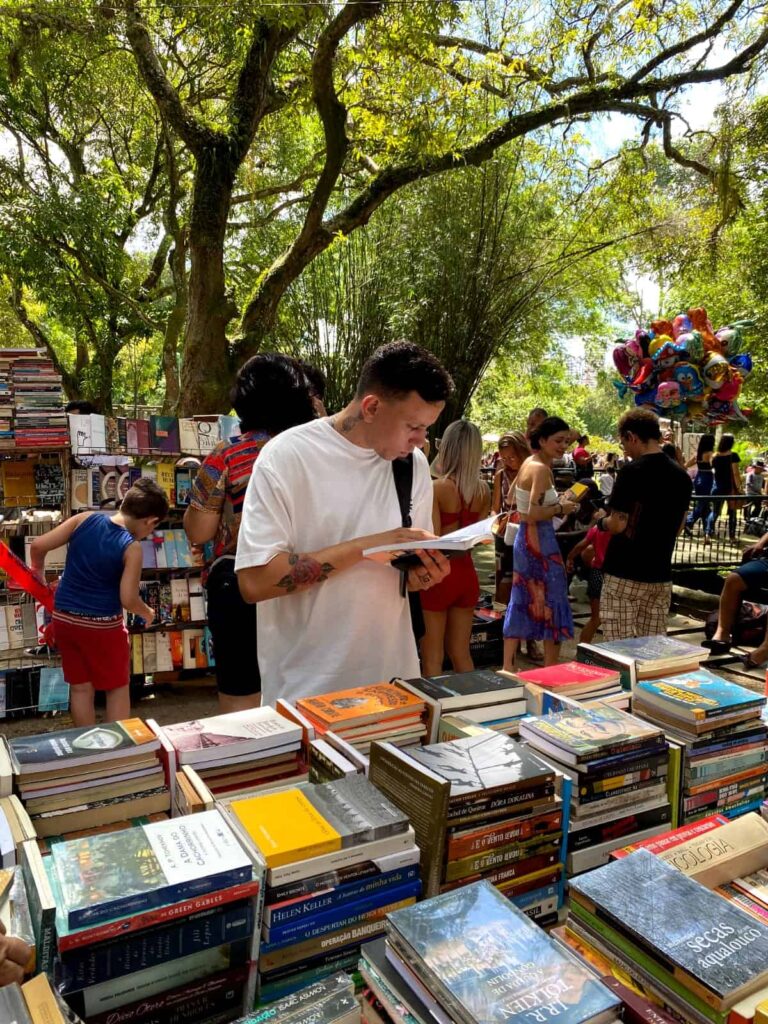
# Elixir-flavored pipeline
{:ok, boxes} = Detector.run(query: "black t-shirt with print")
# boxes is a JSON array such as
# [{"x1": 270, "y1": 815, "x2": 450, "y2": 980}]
[{"x1": 602, "y1": 452, "x2": 693, "y2": 584}]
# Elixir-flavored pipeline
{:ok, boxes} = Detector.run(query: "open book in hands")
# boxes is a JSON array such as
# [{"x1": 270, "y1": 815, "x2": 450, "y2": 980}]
[{"x1": 363, "y1": 515, "x2": 499, "y2": 569}]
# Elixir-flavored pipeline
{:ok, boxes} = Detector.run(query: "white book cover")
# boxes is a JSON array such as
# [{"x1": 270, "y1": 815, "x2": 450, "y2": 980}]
[
  {"x1": 68, "y1": 414, "x2": 91, "y2": 455},
  {"x1": 162, "y1": 707, "x2": 302, "y2": 764},
  {"x1": 0, "y1": 611, "x2": 9, "y2": 652},
  {"x1": 178, "y1": 418, "x2": 199, "y2": 456},
  {"x1": 188, "y1": 575, "x2": 205, "y2": 620},
  {"x1": 5, "y1": 606, "x2": 24, "y2": 649},
  {"x1": 142, "y1": 633, "x2": 158, "y2": 675},
  {"x1": 70, "y1": 467, "x2": 92, "y2": 510},
  {"x1": 363, "y1": 515, "x2": 499, "y2": 561},
  {"x1": 194, "y1": 416, "x2": 220, "y2": 456},
  {"x1": 155, "y1": 632, "x2": 174, "y2": 673}
]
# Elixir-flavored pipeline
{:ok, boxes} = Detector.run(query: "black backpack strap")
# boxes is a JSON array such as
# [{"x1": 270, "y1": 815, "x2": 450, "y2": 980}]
[{"x1": 392, "y1": 456, "x2": 425, "y2": 642}]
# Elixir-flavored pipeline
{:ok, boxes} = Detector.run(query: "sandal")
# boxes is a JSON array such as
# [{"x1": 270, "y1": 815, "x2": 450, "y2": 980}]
[
  {"x1": 741, "y1": 652, "x2": 767, "y2": 669},
  {"x1": 701, "y1": 639, "x2": 731, "y2": 655}
]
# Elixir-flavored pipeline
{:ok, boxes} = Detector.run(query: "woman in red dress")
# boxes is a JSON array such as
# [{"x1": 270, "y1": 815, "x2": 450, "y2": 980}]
[{"x1": 420, "y1": 420, "x2": 490, "y2": 677}]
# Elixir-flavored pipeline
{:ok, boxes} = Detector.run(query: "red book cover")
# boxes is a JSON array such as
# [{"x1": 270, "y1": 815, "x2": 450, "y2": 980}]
[
  {"x1": 610, "y1": 813, "x2": 728, "y2": 859},
  {"x1": 170, "y1": 631, "x2": 184, "y2": 669},
  {"x1": 514, "y1": 661, "x2": 621, "y2": 689},
  {"x1": 136, "y1": 418, "x2": 151, "y2": 455}
]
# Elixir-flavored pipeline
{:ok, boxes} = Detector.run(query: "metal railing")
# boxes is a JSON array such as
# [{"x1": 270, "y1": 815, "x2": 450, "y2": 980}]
[{"x1": 673, "y1": 494, "x2": 768, "y2": 569}]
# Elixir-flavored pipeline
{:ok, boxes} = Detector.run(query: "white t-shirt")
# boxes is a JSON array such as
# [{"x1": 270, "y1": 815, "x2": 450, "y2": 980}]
[{"x1": 235, "y1": 418, "x2": 433, "y2": 704}]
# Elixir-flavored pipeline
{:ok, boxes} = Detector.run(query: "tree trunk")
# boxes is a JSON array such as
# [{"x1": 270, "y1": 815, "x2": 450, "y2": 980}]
[
  {"x1": 93, "y1": 342, "x2": 118, "y2": 415},
  {"x1": 178, "y1": 149, "x2": 238, "y2": 416},
  {"x1": 161, "y1": 237, "x2": 187, "y2": 413}
]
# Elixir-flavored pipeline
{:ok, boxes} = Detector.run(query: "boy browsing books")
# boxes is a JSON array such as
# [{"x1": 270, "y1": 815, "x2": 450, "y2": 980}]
[
  {"x1": 566, "y1": 521, "x2": 611, "y2": 644},
  {"x1": 30, "y1": 479, "x2": 169, "y2": 727}
]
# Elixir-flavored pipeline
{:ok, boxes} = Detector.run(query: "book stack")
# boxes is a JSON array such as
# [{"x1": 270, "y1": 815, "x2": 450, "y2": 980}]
[
  {"x1": 394, "y1": 669, "x2": 526, "y2": 742},
  {"x1": 577, "y1": 634, "x2": 704, "y2": 690},
  {"x1": 8, "y1": 719, "x2": 171, "y2": 839},
  {"x1": 234, "y1": 971, "x2": 358, "y2": 1023},
  {"x1": 568, "y1": 848, "x2": 768, "y2": 1024},
  {"x1": 364, "y1": 880, "x2": 620, "y2": 1024},
  {"x1": 630, "y1": 668, "x2": 768, "y2": 824},
  {"x1": 0, "y1": 972, "x2": 85, "y2": 1024},
  {"x1": 512, "y1": 661, "x2": 626, "y2": 716},
  {"x1": 308, "y1": 737, "x2": 365, "y2": 785},
  {"x1": 44, "y1": 810, "x2": 262, "y2": 1024},
  {"x1": 296, "y1": 684, "x2": 427, "y2": 754},
  {"x1": 519, "y1": 705, "x2": 672, "y2": 875},
  {"x1": 0, "y1": 352, "x2": 15, "y2": 448},
  {"x1": 225, "y1": 774, "x2": 420, "y2": 1006},
  {"x1": 369, "y1": 730, "x2": 565, "y2": 918},
  {"x1": 11, "y1": 353, "x2": 67, "y2": 448},
  {"x1": 155, "y1": 707, "x2": 305, "y2": 814}
]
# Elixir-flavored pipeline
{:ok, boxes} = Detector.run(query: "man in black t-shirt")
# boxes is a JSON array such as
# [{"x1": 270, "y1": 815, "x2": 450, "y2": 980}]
[{"x1": 594, "y1": 410, "x2": 692, "y2": 640}]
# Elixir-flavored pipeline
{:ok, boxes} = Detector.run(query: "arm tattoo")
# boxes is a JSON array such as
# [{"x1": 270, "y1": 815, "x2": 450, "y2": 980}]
[{"x1": 276, "y1": 553, "x2": 335, "y2": 593}]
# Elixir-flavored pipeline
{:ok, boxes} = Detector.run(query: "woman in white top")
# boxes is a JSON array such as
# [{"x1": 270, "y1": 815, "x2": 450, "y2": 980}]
[{"x1": 502, "y1": 417, "x2": 579, "y2": 670}]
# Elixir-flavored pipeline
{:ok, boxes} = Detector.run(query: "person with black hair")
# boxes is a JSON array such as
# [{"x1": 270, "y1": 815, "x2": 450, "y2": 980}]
[
  {"x1": 65, "y1": 399, "x2": 97, "y2": 415},
  {"x1": 684, "y1": 434, "x2": 715, "y2": 536},
  {"x1": 299, "y1": 361, "x2": 328, "y2": 416},
  {"x1": 501, "y1": 416, "x2": 580, "y2": 670},
  {"x1": 572, "y1": 434, "x2": 594, "y2": 477},
  {"x1": 705, "y1": 433, "x2": 742, "y2": 542},
  {"x1": 184, "y1": 352, "x2": 316, "y2": 711},
  {"x1": 236, "y1": 340, "x2": 454, "y2": 704},
  {"x1": 595, "y1": 409, "x2": 692, "y2": 640},
  {"x1": 29, "y1": 479, "x2": 169, "y2": 726}
]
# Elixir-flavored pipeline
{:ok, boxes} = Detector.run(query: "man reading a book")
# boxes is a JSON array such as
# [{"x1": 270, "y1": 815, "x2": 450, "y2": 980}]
[
  {"x1": 593, "y1": 409, "x2": 692, "y2": 640},
  {"x1": 235, "y1": 342, "x2": 453, "y2": 703}
]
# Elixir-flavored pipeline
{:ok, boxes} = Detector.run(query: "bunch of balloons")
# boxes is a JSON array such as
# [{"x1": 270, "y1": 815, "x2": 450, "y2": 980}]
[{"x1": 612, "y1": 308, "x2": 754, "y2": 424}]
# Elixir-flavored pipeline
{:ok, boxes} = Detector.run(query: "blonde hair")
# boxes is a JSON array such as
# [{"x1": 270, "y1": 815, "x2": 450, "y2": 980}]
[
  {"x1": 498, "y1": 431, "x2": 531, "y2": 465},
  {"x1": 436, "y1": 420, "x2": 486, "y2": 506}
]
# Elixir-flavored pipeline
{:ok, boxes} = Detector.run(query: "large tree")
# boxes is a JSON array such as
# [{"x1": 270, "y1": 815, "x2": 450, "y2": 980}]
[{"x1": 6, "y1": 0, "x2": 768, "y2": 412}]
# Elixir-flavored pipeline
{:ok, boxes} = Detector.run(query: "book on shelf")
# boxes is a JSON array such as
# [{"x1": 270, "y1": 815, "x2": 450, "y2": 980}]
[
  {"x1": 386, "y1": 879, "x2": 620, "y2": 1024},
  {"x1": 149, "y1": 415, "x2": 180, "y2": 454},
  {"x1": 570, "y1": 847, "x2": 768, "y2": 1013},
  {"x1": 49, "y1": 808, "x2": 253, "y2": 930},
  {"x1": 395, "y1": 668, "x2": 523, "y2": 709},
  {"x1": 296, "y1": 683, "x2": 426, "y2": 731}
]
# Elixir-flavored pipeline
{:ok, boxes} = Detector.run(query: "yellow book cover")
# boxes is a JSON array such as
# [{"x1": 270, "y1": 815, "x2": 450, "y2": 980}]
[
  {"x1": 156, "y1": 461, "x2": 176, "y2": 504},
  {"x1": 2, "y1": 461, "x2": 36, "y2": 507},
  {"x1": 232, "y1": 788, "x2": 341, "y2": 867},
  {"x1": 756, "y1": 996, "x2": 768, "y2": 1024},
  {"x1": 22, "y1": 971, "x2": 67, "y2": 1023}
]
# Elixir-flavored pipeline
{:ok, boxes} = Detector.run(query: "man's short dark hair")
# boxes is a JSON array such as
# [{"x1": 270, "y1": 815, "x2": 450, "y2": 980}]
[
  {"x1": 528, "y1": 407, "x2": 548, "y2": 419},
  {"x1": 356, "y1": 342, "x2": 453, "y2": 403},
  {"x1": 232, "y1": 353, "x2": 316, "y2": 434},
  {"x1": 121, "y1": 478, "x2": 169, "y2": 520},
  {"x1": 65, "y1": 400, "x2": 97, "y2": 415},
  {"x1": 618, "y1": 409, "x2": 662, "y2": 442}
]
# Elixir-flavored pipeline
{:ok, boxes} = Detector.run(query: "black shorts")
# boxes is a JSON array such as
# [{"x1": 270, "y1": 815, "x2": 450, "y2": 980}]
[
  {"x1": 205, "y1": 558, "x2": 260, "y2": 697},
  {"x1": 586, "y1": 567, "x2": 604, "y2": 601}
]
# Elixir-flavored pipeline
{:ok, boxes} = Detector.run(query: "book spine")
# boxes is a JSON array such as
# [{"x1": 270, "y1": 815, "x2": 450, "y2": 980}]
[
  {"x1": 265, "y1": 865, "x2": 419, "y2": 927},
  {"x1": 258, "y1": 902, "x2": 413, "y2": 972},
  {"x1": 599, "y1": 974, "x2": 680, "y2": 1024},
  {"x1": 578, "y1": 752, "x2": 669, "y2": 785},
  {"x1": 577, "y1": 776, "x2": 669, "y2": 806},
  {"x1": 446, "y1": 807, "x2": 563, "y2": 861},
  {"x1": 443, "y1": 839, "x2": 560, "y2": 884},
  {"x1": 446, "y1": 778, "x2": 554, "y2": 813},
  {"x1": 85, "y1": 965, "x2": 251, "y2": 1024},
  {"x1": 579, "y1": 763, "x2": 667, "y2": 796},
  {"x1": 265, "y1": 858, "x2": 396, "y2": 906},
  {"x1": 257, "y1": 945, "x2": 361, "y2": 989},
  {"x1": 446, "y1": 785, "x2": 556, "y2": 824},
  {"x1": 57, "y1": 901, "x2": 254, "y2": 993},
  {"x1": 569, "y1": 804, "x2": 673, "y2": 853},
  {"x1": 67, "y1": 863, "x2": 253, "y2": 929},
  {"x1": 58, "y1": 879, "x2": 261, "y2": 952},
  {"x1": 263, "y1": 880, "x2": 421, "y2": 948},
  {"x1": 583, "y1": 743, "x2": 669, "y2": 773},
  {"x1": 265, "y1": 830, "x2": 415, "y2": 888}
]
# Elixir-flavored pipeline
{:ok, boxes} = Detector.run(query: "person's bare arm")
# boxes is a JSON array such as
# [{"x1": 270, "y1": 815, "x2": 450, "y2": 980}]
[
  {"x1": 595, "y1": 508, "x2": 629, "y2": 535},
  {"x1": 566, "y1": 534, "x2": 590, "y2": 570},
  {"x1": 237, "y1": 527, "x2": 446, "y2": 604},
  {"x1": 183, "y1": 505, "x2": 220, "y2": 545},
  {"x1": 119, "y1": 543, "x2": 154, "y2": 621},
  {"x1": 523, "y1": 466, "x2": 578, "y2": 522},
  {"x1": 0, "y1": 921, "x2": 32, "y2": 986},
  {"x1": 491, "y1": 471, "x2": 502, "y2": 515},
  {"x1": 29, "y1": 512, "x2": 91, "y2": 575}
]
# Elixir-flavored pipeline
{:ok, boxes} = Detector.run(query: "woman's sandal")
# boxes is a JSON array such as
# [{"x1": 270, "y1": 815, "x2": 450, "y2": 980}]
[
  {"x1": 740, "y1": 652, "x2": 767, "y2": 669},
  {"x1": 701, "y1": 639, "x2": 731, "y2": 656}
]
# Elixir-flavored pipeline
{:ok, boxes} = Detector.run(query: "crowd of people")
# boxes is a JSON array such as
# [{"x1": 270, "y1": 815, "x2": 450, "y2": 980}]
[{"x1": 48, "y1": 339, "x2": 768, "y2": 728}]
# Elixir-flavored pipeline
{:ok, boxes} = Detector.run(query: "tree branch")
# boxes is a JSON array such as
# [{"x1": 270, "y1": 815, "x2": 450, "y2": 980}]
[{"x1": 122, "y1": 0, "x2": 218, "y2": 154}]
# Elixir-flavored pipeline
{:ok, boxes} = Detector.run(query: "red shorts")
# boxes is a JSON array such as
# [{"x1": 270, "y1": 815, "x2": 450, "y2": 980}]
[
  {"x1": 53, "y1": 610, "x2": 130, "y2": 691},
  {"x1": 420, "y1": 554, "x2": 480, "y2": 613}
]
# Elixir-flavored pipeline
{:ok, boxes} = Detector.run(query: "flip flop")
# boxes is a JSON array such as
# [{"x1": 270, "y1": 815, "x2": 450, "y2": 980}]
[
  {"x1": 701, "y1": 639, "x2": 731, "y2": 655},
  {"x1": 741, "y1": 652, "x2": 766, "y2": 669}
]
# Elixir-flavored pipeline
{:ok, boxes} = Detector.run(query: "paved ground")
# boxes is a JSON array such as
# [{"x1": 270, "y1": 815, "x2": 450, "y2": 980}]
[{"x1": 4, "y1": 541, "x2": 761, "y2": 737}]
